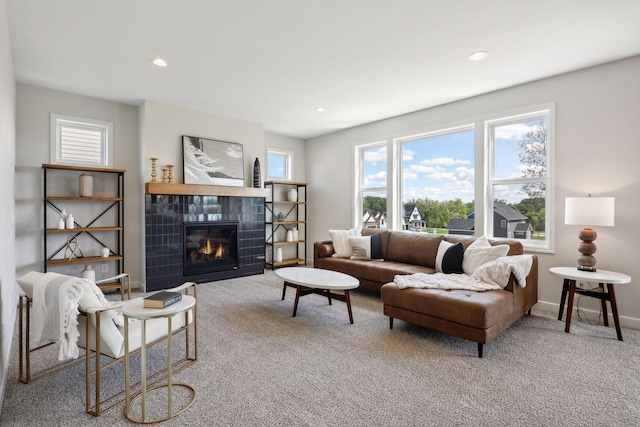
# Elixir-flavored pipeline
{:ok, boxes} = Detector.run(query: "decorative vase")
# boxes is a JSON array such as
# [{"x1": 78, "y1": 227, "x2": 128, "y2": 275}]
[
  {"x1": 275, "y1": 247, "x2": 283, "y2": 263},
  {"x1": 253, "y1": 157, "x2": 261, "y2": 188},
  {"x1": 292, "y1": 227, "x2": 299, "y2": 241},
  {"x1": 286, "y1": 230, "x2": 294, "y2": 242},
  {"x1": 57, "y1": 218, "x2": 65, "y2": 230},
  {"x1": 81, "y1": 265, "x2": 95, "y2": 282},
  {"x1": 79, "y1": 173, "x2": 93, "y2": 197},
  {"x1": 66, "y1": 213, "x2": 75, "y2": 229},
  {"x1": 101, "y1": 247, "x2": 110, "y2": 258},
  {"x1": 287, "y1": 188, "x2": 298, "y2": 202}
]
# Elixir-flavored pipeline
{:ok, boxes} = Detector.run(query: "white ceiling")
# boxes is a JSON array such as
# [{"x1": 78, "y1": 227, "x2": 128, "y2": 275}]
[{"x1": 7, "y1": 0, "x2": 640, "y2": 139}]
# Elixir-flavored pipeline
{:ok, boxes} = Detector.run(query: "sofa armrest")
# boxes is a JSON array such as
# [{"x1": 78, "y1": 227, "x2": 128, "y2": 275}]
[
  {"x1": 504, "y1": 255, "x2": 538, "y2": 312},
  {"x1": 314, "y1": 240, "x2": 335, "y2": 265}
]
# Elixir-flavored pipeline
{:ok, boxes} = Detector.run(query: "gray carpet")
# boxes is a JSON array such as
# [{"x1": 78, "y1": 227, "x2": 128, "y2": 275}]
[{"x1": 2, "y1": 270, "x2": 639, "y2": 426}]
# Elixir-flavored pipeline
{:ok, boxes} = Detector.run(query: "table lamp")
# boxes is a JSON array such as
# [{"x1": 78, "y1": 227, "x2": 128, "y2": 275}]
[{"x1": 565, "y1": 195, "x2": 615, "y2": 272}]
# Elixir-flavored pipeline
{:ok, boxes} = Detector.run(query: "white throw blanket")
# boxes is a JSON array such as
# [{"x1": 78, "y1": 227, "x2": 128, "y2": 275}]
[
  {"x1": 32, "y1": 272, "x2": 123, "y2": 361},
  {"x1": 394, "y1": 255, "x2": 533, "y2": 291}
]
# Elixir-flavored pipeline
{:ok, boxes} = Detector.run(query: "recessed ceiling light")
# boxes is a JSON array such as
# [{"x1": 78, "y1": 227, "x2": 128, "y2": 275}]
[
  {"x1": 315, "y1": 107, "x2": 325, "y2": 112},
  {"x1": 467, "y1": 51, "x2": 489, "y2": 62},
  {"x1": 151, "y1": 58, "x2": 168, "y2": 67}
]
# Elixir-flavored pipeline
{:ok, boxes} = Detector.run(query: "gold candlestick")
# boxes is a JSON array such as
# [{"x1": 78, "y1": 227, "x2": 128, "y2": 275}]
[
  {"x1": 149, "y1": 157, "x2": 158, "y2": 183},
  {"x1": 167, "y1": 164, "x2": 174, "y2": 184},
  {"x1": 161, "y1": 168, "x2": 168, "y2": 183}
]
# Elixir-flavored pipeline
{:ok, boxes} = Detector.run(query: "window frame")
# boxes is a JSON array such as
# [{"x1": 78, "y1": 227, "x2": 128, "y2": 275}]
[
  {"x1": 484, "y1": 105, "x2": 555, "y2": 253},
  {"x1": 50, "y1": 113, "x2": 113, "y2": 168},
  {"x1": 266, "y1": 147, "x2": 294, "y2": 181},
  {"x1": 355, "y1": 141, "x2": 388, "y2": 229}
]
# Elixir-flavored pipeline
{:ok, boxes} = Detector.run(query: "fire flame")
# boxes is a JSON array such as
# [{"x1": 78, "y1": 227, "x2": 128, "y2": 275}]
[
  {"x1": 201, "y1": 239, "x2": 213, "y2": 255},
  {"x1": 198, "y1": 239, "x2": 224, "y2": 259},
  {"x1": 214, "y1": 244, "x2": 224, "y2": 259}
]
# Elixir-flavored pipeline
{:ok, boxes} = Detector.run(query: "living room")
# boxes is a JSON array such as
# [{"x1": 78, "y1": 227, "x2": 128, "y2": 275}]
[{"x1": 1, "y1": 1, "x2": 640, "y2": 424}]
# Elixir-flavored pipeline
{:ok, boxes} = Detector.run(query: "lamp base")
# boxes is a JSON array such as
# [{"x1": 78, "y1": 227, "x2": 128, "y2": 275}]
[{"x1": 577, "y1": 265, "x2": 596, "y2": 272}]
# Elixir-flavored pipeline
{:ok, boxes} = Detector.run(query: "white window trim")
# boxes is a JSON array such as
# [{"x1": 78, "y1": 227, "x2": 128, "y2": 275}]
[
  {"x1": 50, "y1": 113, "x2": 113, "y2": 167},
  {"x1": 266, "y1": 147, "x2": 294, "y2": 181},
  {"x1": 484, "y1": 104, "x2": 555, "y2": 253},
  {"x1": 354, "y1": 141, "x2": 388, "y2": 228}
]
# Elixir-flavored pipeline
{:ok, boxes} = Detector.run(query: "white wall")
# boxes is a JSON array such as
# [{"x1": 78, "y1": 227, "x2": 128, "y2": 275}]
[
  {"x1": 264, "y1": 132, "x2": 307, "y2": 183},
  {"x1": 307, "y1": 56, "x2": 640, "y2": 328},
  {"x1": 14, "y1": 85, "x2": 141, "y2": 283},
  {"x1": 0, "y1": 0, "x2": 16, "y2": 414}
]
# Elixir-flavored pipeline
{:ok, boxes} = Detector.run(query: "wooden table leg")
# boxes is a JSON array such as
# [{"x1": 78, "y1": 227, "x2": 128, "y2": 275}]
[
  {"x1": 345, "y1": 291, "x2": 354, "y2": 324},
  {"x1": 281, "y1": 283, "x2": 287, "y2": 300},
  {"x1": 564, "y1": 280, "x2": 576, "y2": 333},
  {"x1": 607, "y1": 283, "x2": 623, "y2": 341},
  {"x1": 599, "y1": 283, "x2": 609, "y2": 327},
  {"x1": 292, "y1": 285, "x2": 301, "y2": 317},
  {"x1": 558, "y1": 278, "x2": 569, "y2": 321}
]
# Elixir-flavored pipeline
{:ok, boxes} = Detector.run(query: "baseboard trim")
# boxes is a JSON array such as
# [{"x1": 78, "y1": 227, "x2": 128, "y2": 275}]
[{"x1": 535, "y1": 300, "x2": 640, "y2": 331}]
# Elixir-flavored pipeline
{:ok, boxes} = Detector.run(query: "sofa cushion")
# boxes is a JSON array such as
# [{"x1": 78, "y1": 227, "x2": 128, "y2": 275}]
[
  {"x1": 385, "y1": 232, "x2": 443, "y2": 268},
  {"x1": 329, "y1": 227, "x2": 362, "y2": 258},
  {"x1": 462, "y1": 236, "x2": 510, "y2": 275},
  {"x1": 435, "y1": 241, "x2": 464, "y2": 274},
  {"x1": 316, "y1": 257, "x2": 435, "y2": 286},
  {"x1": 349, "y1": 234, "x2": 383, "y2": 260},
  {"x1": 381, "y1": 283, "x2": 514, "y2": 329}
]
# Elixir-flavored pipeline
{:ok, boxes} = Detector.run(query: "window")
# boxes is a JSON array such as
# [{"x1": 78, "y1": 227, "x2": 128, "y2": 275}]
[
  {"x1": 399, "y1": 127, "x2": 475, "y2": 233},
  {"x1": 266, "y1": 148, "x2": 293, "y2": 181},
  {"x1": 50, "y1": 114, "x2": 113, "y2": 167},
  {"x1": 356, "y1": 142, "x2": 387, "y2": 229},
  {"x1": 486, "y1": 108, "x2": 553, "y2": 250}
]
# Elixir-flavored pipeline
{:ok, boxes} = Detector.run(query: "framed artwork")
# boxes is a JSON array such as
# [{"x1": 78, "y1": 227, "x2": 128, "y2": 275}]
[{"x1": 182, "y1": 135, "x2": 245, "y2": 186}]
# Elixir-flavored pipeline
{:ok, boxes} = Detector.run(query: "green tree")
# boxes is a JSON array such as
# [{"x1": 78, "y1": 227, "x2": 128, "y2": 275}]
[{"x1": 363, "y1": 196, "x2": 387, "y2": 214}]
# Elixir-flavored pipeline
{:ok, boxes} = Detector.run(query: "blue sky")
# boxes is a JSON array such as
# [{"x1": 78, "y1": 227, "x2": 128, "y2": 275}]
[{"x1": 364, "y1": 119, "x2": 545, "y2": 204}]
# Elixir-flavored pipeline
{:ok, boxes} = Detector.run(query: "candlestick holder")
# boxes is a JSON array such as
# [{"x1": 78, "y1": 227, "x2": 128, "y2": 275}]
[
  {"x1": 149, "y1": 157, "x2": 158, "y2": 183},
  {"x1": 167, "y1": 164, "x2": 174, "y2": 184},
  {"x1": 161, "y1": 168, "x2": 168, "y2": 183}
]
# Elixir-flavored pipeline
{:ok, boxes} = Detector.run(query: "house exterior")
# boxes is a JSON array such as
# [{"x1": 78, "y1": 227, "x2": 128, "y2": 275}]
[
  {"x1": 451, "y1": 202, "x2": 531, "y2": 239},
  {"x1": 403, "y1": 204, "x2": 425, "y2": 231},
  {"x1": 362, "y1": 208, "x2": 387, "y2": 229}
]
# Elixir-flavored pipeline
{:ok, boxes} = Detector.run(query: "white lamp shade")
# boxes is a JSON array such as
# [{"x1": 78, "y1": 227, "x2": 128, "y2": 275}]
[{"x1": 565, "y1": 197, "x2": 615, "y2": 226}]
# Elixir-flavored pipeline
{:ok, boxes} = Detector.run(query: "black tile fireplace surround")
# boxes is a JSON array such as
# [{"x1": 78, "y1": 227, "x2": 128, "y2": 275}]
[{"x1": 145, "y1": 194, "x2": 265, "y2": 291}]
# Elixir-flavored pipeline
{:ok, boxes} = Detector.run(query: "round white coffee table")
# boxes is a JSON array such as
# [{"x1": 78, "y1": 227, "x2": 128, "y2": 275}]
[
  {"x1": 275, "y1": 267, "x2": 360, "y2": 324},
  {"x1": 550, "y1": 267, "x2": 631, "y2": 341}
]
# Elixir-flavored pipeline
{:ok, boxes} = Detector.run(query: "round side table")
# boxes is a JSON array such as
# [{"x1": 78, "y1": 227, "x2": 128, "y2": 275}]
[
  {"x1": 549, "y1": 267, "x2": 630, "y2": 341},
  {"x1": 123, "y1": 295, "x2": 197, "y2": 423}
]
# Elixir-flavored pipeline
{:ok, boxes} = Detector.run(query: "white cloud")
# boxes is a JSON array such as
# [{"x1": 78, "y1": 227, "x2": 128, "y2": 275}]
[
  {"x1": 403, "y1": 147, "x2": 415, "y2": 161},
  {"x1": 494, "y1": 123, "x2": 535, "y2": 140},
  {"x1": 364, "y1": 170, "x2": 386, "y2": 187},
  {"x1": 454, "y1": 166, "x2": 474, "y2": 180},
  {"x1": 364, "y1": 146, "x2": 387, "y2": 163},
  {"x1": 420, "y1": 157, "x2": 470, "y2": 166}
]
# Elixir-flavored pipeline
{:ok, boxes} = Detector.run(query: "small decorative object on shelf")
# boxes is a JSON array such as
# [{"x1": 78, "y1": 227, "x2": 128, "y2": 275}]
[
  {"x1": 78, "y1": 173, "x2": 93, "y2": 197},
  {"x1": 64, "y1": 236, "x2": 84, "y2": 260},
  {"x1": 81, "y1": 265, "x2": 95, "y2": 281},
  {"x1": 288, "y1": 188, "x2": 298, "y2": 202},
  {"x1": 277, "y1": 212, "x2": 285, "y2": 222},
  {"x1": 101, "y1": 247, "x2": 110, "y2": 258},
  {"x1": 66, "y1": 213, "x2": 75, "y2": 229},
  {"x1": 167, "y1": 164, "x2": 175, "y2": 184},
  {"x1": 253, "y1": 157, "x2": 261, "y2": 188},
  {"x1": 149, "y1": 157, "x2": 158, "y2": 183},
  {"x1": 143, "y1": 291, "x2": 182, "y2": 309},
  {"x1": 57, "y1": 217, "x2": 65, "y2": 230},
  {"x1": 275, "y1": 247, "x2": 283, "y2": 263},
  {"x1": 161, "y1": 168, "x2": 169, "y2": 183},
  {"x1": 286, "y1": 229, "x2": 294, "y2": 242},
  {"x1": 292, "y1": 227, "x2": 299, "y2": 241}
]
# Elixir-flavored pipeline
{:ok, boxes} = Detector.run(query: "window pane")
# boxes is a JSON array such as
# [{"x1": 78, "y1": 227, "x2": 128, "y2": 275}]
[
  {"x1": 493, "y1": 184, "x2": 545, "y2": 242},
  {"x1": 494, "y1": 118, "x2": 547, "y2": 183},
  {"x1": 401, "y1": 130, "x2": 474, "y2": 232},
  {"x1": 362, "y1": 190, "x2": 387, "y2": 229},
  {"x1": 268, "y1": 154, "x2": 286, "y2": 179},
  {"x1": 363, "y1": 145, "x2": 386, "y2": 189}
]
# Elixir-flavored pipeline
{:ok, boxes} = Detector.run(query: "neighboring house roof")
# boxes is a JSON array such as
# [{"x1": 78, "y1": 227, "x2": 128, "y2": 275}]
[
  {"x1": 404, "y1": 204, "x2": 417, "y2": 217},
  {"x1": 493, "y1": 202, "x2": 527, "y2": 221},
  {"x1": 514, "y1": 222, "x2": 532, "y2": 232},
  {"x1": 447, "y1": 218, "x2": 475, "y2": 231}
]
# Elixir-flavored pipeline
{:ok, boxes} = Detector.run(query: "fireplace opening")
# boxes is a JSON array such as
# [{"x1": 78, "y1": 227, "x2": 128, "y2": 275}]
[{"x1": 184, "y1": 221, "x2": 239, "y2": 276}]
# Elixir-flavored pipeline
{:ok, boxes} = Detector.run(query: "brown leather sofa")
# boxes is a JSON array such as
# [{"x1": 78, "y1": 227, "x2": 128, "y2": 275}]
[{"x1": 314, "y1": 229, "x2": 538, "y2": 357}]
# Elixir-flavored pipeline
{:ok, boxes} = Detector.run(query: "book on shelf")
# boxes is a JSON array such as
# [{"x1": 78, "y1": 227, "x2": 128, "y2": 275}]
[{"x1": 143, "y1": 291, "x2": 182, "y2": 309}]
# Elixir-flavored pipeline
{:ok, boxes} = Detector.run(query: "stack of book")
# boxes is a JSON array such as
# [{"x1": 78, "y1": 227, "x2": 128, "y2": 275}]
[{"x1": 143, "y1": 291, "x2": 182, "y2": 308}]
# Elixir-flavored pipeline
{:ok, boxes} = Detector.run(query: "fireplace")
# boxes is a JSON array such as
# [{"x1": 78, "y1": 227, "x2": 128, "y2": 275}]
[{"x1": 184, "y1": 221, "x2": 239, "y2": 276}]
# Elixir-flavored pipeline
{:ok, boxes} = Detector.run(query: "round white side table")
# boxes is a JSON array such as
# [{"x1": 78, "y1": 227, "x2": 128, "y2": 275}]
[
  {"x1": 122, "y1": 295, "x2": 197, "y2": 423},
  {"x1": 549, "y1": 267, "x2": 630, "y2": 341}
]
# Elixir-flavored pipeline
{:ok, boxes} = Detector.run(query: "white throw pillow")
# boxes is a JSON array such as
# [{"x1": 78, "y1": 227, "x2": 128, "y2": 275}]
[
  {"x1": 462, "y1": 236, "x2": 510, "y2": 275},
  {"x1": 349, "y1": 234, "x2": 384, "y2": 261},
  {"x1": 329, "y1": 227, "x2": 362, "y2": 258}
]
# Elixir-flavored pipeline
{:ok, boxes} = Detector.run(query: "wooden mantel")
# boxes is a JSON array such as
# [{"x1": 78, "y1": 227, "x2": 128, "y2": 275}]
[{"x1": 145, "y1": 182, "x2": 269, "y2": 197}]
